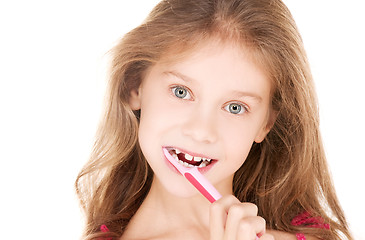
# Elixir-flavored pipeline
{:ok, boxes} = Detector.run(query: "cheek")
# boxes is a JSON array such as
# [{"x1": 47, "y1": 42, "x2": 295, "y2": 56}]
[
  {"x1": 139, "y1": 93, "x2": 171, "y2": 131},
  {"x1": 137, "y1": 94, "x2": 178, "y2": 159},
  {"x1": 225, "y1": 137, "x2": 252, "y2": 170},
  {"x1": 137, "y1": 98, "x2": 164, "y2": 158},
  {"x1": 220, "y1": 120, "x2": 259, "y2": 168}
]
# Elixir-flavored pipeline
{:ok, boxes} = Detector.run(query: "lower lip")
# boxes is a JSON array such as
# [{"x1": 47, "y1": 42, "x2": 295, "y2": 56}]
[{"x1": 163, "y1": 151, "x2": 216, "y2": 175}]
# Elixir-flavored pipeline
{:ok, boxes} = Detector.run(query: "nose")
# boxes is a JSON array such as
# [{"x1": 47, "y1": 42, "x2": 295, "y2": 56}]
[{"x1": 181, "y1": 105, "x2": 218, "y2": 144}]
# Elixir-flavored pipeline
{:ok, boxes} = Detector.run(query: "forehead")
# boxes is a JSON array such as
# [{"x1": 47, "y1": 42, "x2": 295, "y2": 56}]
[
  {"x1": 144, "y1": 39, "x2": 272, "y2": 102},
  {"x1": 158, "y1": 37, "x2": 271, "y2": 83}
]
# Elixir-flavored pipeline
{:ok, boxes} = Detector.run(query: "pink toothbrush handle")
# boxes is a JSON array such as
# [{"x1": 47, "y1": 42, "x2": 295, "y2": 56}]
[
  {"x1": 184, "y1": 169, "x2": 259, "y2": 239},
  {"x1": 184, "y1": 167, "x2": 222, "y2": 203},
  {"x1": 163, "y1": 149, "x2": 260, "y2": 238}
]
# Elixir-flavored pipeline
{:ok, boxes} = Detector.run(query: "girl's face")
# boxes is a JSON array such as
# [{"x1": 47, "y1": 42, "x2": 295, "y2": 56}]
[{"x1": 130, "y1": 40, "x2": 273, "y2": 198}]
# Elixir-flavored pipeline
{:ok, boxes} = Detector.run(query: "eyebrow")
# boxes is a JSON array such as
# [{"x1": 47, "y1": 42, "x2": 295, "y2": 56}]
[
  {"x1": 230, "y1": 90, "x2": 262, "y2": 102},
  {"x1": 164, "y1": 70, "x2": 263, "y2": 102},
  {"x1": 164, "y1": 71, "x2": 194, "y2": 83}
]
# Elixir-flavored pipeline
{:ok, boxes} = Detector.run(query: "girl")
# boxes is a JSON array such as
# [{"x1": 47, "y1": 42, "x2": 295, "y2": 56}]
[{"x1": 76, "y1": 0, "x2": 353, "y2": 239}]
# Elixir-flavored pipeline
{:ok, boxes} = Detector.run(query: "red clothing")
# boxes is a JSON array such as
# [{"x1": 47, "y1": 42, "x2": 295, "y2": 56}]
[
  {"x1": 100, "y1": 211, "x2": 330, "y2": 240},
  {"x1": 291, "y1": 211, "x2": 330, "y2": 240}
]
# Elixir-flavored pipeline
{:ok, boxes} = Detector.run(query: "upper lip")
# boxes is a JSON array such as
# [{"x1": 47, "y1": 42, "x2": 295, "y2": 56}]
[{"x1": 164, "y1": 146, "x2": 217, "y2": 161}]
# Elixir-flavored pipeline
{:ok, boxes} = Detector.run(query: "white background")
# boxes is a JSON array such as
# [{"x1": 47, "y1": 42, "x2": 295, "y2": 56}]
[{"x1": 0, "y1": 1, "x2": 364, "y2": 239}]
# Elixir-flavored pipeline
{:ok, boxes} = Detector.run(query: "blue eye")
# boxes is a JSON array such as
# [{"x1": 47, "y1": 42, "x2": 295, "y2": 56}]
[
  {"x1": 224, "y1": 103, "x2": 247, "y2": 114},
  {"x1": 172, "y1": 86, "x2": 191, "y2": 100}
]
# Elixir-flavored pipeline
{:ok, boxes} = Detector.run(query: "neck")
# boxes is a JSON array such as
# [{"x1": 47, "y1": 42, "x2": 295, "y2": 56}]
[
  {"x1": 123, "y1": 175, "x2": 232, "y2": 239},
  {"x1": 141, "y1": 176, "x2": 213, "y2": 226}
]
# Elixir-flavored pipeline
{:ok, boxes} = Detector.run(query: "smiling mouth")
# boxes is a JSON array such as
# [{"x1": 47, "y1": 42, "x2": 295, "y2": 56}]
[{"x1": 166, "y1": 147, "x2": 215, "y2": 168}]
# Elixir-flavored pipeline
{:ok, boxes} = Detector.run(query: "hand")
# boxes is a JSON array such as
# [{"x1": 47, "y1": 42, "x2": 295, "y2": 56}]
[{"x1": 209, "y1": 195, "x2": 274, "y2": 240}]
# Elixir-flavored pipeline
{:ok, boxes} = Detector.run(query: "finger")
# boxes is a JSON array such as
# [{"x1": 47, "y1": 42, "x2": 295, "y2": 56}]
[
  {"x1": 236, "y1": 216, "x2": 266, "y2": 240},
  {"x1": 210, "y1": 195, "x2": 240, "y2": 240},
  {"x1": 224, "y1": 203, "x2": 259, "y2": 239}
]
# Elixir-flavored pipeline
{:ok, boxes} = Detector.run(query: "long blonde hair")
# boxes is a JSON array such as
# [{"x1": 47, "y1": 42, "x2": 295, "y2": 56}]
[{"x1": 76, "y1": 0, "x2": 353, "y2": 239}]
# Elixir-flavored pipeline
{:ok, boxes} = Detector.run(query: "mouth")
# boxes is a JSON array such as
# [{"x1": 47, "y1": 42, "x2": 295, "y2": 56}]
[{"x1": 165, "y1": 147, "x2": 216, "y2": 169}]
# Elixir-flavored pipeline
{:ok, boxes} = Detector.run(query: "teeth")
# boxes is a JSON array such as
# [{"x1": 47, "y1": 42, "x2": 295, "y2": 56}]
[
  {"x1": 198, "y1": 162, "x2": 207, "y2": 168},
  {"x1": 193, "y1": 156, "x2": 202, "y2": 162},
  {"x1": 170, "y1": 148, "x2": 213, "y2": 168},
  {"x1": 202, "y1": 157, "x2": 212, "y2": 162},
  {"x1": 176, "y1": 158, "x2": 209, "y2": 168},
  {"x1": 185, "y1": 153, "x2": 193, "y2": 161}
]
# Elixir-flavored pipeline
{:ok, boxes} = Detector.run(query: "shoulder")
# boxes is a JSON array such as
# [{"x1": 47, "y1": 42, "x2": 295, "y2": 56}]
[{"x1": 266, "y1": 230, "x2": 320, "y2": 240}]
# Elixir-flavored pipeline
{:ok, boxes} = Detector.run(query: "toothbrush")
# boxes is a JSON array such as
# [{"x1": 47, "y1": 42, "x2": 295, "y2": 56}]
[
  {"x1": 163, "y1": 148, "x2": 222, "y2": 203},
  {"x1": 163, "y1": 148, "x2": 260, "y2": 239}
]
